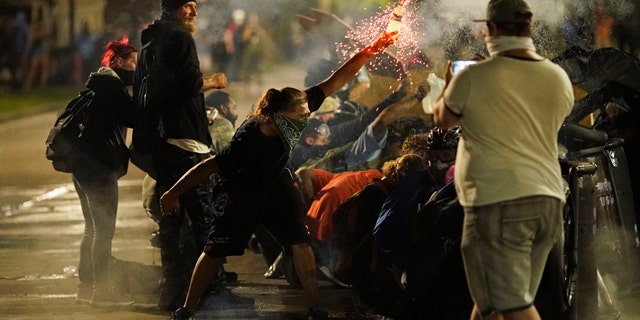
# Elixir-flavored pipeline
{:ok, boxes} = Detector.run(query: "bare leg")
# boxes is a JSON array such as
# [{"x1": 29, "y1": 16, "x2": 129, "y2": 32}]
[
  {"x1": 291, "y1": 243, "x2": 319, "y2": 306},
  {"x1": 470, "y1": 304, "x2": 541, "y2": 320},
  {"x1": 470, "y1": 305, "x2": 483, "y2": 320},
  {"x1": 182, "y1": 253, "x2": 225, "y2": 312},
  {"x1": 470, "y1": 305, "x2": 504, "y2": 320},
  {"x1": 503, "y1": 306, "x2": 540, "y2": 320}
]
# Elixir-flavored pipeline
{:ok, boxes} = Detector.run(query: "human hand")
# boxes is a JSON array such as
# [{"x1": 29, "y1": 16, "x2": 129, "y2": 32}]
[
  {"x1": 367, "y1": 31, "x2": 397, "y2": 55},
  {"x1": 447, "y1": 54, "x2": 485, "y2": 81},
  {"x1": 396, "y1": 79, "x2": 413, "y2": 97},
  {"x1": 386, "y1": 79, "x2": 414, "y2": 103},
  {"x1": 412, "y1": 82, "x2": 430, "y2": 102},
  {"x1": 472, "y1": 53, "x2": 486, "y2": 61},
  {"x1": 445, "y1": 60, "x2": 454, "y2": 83},
  {"x1": 208, "y1": 73, "x2": 228, "y2": 89},
  {"x1": 387, "y1": 84, "x2": 427, "y2": 117},
  {"x1": 160, "y1": 191, "x2": 181, "y2": 217}
]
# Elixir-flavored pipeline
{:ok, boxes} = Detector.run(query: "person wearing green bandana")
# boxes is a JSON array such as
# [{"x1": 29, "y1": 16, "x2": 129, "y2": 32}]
[{"x1": 159, "y1": 31, "x2": 396, "y2": 320}]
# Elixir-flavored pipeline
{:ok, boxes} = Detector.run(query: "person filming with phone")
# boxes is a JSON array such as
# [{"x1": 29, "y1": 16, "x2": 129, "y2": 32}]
[
  {"x1": 451, "y1": 60, "x2": 477, "y2": 75},
  {"x1": 433, "y1": 0, "x2": 574, "y2": 319}
]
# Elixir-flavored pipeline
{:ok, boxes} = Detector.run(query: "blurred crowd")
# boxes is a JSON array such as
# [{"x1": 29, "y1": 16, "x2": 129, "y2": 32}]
[
  {"x1": 2, "y1": 1, "x2": 640, "y2": 92},
  {"x1": 6, "y1": 0, "x2": 640, "y2": 319}
]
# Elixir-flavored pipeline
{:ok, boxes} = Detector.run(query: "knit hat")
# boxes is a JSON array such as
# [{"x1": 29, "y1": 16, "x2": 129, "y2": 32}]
[
  {"x1": 473, "y1": 0, "x2": 532, "y2": 24},
  {"x1": 161, "y1": 0, "x2": 195, "y2": 11}
]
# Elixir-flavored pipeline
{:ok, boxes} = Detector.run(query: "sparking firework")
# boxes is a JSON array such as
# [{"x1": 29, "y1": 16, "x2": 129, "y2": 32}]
[{"x1": 338, "y1": 0, "x2": 428, "y2": 87}]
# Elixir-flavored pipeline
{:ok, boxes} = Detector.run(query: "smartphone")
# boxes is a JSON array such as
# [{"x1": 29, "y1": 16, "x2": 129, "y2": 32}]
[{"x1": 451, "y1": 60, "x2": 477, "y2": 75}]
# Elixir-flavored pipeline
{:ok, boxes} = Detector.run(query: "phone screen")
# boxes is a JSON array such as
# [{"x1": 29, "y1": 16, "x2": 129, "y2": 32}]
[{"x1": 452, "y1": 60, "x2": 477, "y2": 75}]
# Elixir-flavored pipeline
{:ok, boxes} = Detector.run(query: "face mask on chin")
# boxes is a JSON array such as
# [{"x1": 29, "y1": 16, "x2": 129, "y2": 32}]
[{"x1": 114, "y1": 68, "x2": 135, "y2": 86}]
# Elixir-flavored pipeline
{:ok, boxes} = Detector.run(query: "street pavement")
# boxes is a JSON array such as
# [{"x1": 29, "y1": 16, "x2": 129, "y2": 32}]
[
  {"x1": 2, "y1": 64, "x2": 640, "y2": 319},
  {"x1": 0, "y1": 66, "x2": 354, "y2": 320},
  {"x1": 0, "y1": 175, "x2": 353, "y2": 320}
]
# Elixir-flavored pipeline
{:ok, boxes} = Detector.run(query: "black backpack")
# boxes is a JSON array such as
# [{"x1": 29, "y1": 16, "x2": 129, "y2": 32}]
[
  {"x1": 45, "y1": 89, "x2": 96, "y2": 173},
  {"x1": 131, "y1": 40, "x2": 163, "y2": 155}
]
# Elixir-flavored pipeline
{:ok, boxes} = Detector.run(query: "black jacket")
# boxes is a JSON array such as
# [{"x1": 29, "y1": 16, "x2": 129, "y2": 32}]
[
  {"x1": 83, "y1": 67, "x2": 134, "y2": 177},
  {"x1": 139, "y1": 19, "x2": 212, "y2": 147}
]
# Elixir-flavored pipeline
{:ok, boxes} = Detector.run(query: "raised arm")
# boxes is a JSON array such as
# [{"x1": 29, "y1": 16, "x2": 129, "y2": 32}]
[
  {"x1": 316, "y1": 31, "x2": 396, "y2": 97},
  {"x1": 371, "y1": 84, "x2": 428, "y2": 140},
  {"x1": 433, "y1": 61, "x2": 460, "y2": 129},
  {"x1": 433, "y1": 97, "x2": 460, "y2": 129},
  {"x1": 160, "y1": 156, "x2": 221, "y2": 216}
]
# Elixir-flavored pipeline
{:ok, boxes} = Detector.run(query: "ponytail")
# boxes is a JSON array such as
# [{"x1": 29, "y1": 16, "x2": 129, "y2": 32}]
[{"x1": 254, "y1": 87, "x2": 306, "y2": 117}]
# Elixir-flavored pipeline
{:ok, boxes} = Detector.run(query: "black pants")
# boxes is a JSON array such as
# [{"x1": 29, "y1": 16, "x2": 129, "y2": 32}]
[
  {"x1": 72, "y1": 160, "x2": 120, "y2": 290},
  {"x1": 154, "y1": 145, "x2": 214, "y2": 290}
]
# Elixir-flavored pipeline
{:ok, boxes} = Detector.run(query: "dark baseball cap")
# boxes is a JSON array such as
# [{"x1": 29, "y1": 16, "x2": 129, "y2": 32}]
[{"x1": 473, "y1": 0, "x2": 532, "y2": 24}]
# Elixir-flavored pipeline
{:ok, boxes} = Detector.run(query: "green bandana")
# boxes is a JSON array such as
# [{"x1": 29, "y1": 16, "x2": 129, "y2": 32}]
[{"x1": 272, "y1": 113, "x2": 308, "y2": 153}]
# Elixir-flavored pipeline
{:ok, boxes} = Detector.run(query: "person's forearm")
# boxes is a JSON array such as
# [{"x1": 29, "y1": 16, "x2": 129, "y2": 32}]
[
  {"x1": 345, "y1": 125, "x2": 386, "y2": 168},
  {"x1": 371, "y1": 100, "x2": 408, "y2": 141},
  {"x1": 321, "y1": 50, "x2": 374, "y2": 97},
  {"x1": 360, "y1": 88, "x2": 406, "y2": 126},
  {"x1": 381, "y1": 97, "x2": 415, "y2": 125},
  {"x1": 318, "y1": 32, "x2": 394, "y2": 96},
  {"x1": 433, "y1": 61, "x2": 460, "y2": 128},
  {"x1": 433, "y1": 98, "x2": 447, "y2": 128},
  {"x1": 168, "y1": 156, "x2": 219, "y2": 197},
  {"x1": 433, "y1": 97, "x2": 459, "y2": 129},
  {"x1": 326, "y1": 89, "x2": 411, "y2": 146},
  {"x1": 370, "y1": 118, "x2": 387, "y2": 142}
]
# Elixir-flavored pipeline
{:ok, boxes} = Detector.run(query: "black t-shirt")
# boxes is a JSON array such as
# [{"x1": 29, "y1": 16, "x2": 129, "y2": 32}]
[
  {"x1": 215, "y1": 86, "x2": 325, "y2": 194},
  {"x1": 305, "y1": 85, "x2": 325, "y2": 113}
]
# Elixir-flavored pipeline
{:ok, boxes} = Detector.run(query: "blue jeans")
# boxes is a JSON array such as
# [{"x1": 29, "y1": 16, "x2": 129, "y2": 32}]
[{"x1": 73, "y1": 160, "x2": 120, "y2": 290}]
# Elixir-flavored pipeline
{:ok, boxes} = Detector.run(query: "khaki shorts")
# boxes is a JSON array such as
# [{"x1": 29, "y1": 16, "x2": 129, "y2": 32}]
[{"x1": 460, "y1": 196, "x2": 563, "y2": 316}]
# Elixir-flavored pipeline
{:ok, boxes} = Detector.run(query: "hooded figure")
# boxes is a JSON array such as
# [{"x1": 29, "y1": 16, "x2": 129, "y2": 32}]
[
  {"x1": 72, "y1": 38, "x2": 137, "y2": 307},
  {"x1": 133, "y1": 0, "x2": 230, "y2": 313}
]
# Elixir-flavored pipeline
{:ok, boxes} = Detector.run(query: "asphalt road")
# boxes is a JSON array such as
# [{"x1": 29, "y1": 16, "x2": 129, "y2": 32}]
[
  {"x1": 1, "y1": 65, "x2": 640, "y2": 319},
  {"x1": 0, "y1": 66, "x2": 359, "y2": 320},
  {"x1": 0, "y1": 177, "x2": 353, "y2": 320}
]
